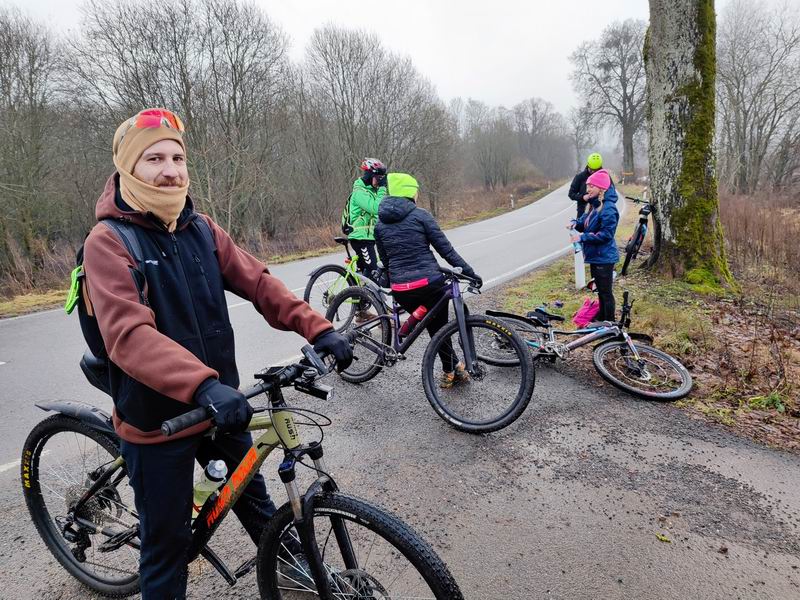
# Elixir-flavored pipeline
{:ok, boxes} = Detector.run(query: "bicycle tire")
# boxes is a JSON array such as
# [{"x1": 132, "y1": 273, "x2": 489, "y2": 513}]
[
  {"x1": 256, "y1": 492, "x2": 463, "y2": 600},
  {"x1": 304, "y1": 264, "x2": 357, "y2": 314},
  {"x1": 22, "y1": 415, "x2": 140, "y2": 597},
  {"x1": 592, "y1": 341, "x2": 693, "y2": 400},
  {"x1": 422, "y1": 315, "x2": 535, "y2": 433},
  {"x1": 325, "y1": 286, "x2": 390, "y2": 384},
  {"x1": 621, "y1": 224, "x2": 644, "y2": 276}
]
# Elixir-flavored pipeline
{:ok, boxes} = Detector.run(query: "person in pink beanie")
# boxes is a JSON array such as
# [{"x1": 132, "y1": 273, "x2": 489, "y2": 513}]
[{"x1": 568, "y1": 168, "x2": 619, "y2": 321}]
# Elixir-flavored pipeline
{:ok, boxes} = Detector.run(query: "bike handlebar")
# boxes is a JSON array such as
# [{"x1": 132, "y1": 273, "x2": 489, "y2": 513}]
[
  {"x1": 161, "y1": 345, "x2": 334, "y2": 437},
  {"x1": 439, "y1": 266, "x2": 482, "y2": 288}
]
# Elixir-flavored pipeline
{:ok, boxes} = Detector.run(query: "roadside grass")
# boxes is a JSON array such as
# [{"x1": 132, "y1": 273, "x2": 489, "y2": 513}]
[
  {"x1": 0, "y1": 289, "x2": 67, "y2": 318},
  {"x1": 498, "y1": 182, "x2": 800, "y2": 451}
]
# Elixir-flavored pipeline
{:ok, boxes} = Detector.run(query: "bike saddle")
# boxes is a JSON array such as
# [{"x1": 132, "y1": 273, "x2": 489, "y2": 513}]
[
  {"x1": 333, "y1": 236, "x2": 349, "y2": 246},
  {"x1": 527, "y1": 308, "x2": 565, "y2": 323}
]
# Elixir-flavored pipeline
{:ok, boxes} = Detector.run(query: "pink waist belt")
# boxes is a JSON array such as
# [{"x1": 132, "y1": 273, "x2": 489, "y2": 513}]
[{"x1": 391, "y1": 278, "x2": 429, "y2": 292}]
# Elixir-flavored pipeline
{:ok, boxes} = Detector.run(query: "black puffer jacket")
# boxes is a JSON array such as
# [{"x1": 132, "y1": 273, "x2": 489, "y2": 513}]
[{"x1": 375, "y1": 196, "x2": 475, "y2": 286}]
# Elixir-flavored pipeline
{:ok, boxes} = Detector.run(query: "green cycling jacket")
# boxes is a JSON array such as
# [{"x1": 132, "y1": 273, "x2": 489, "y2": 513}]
[{"x1": 347, "y1": 178, "x2": 387, "y2": 241}]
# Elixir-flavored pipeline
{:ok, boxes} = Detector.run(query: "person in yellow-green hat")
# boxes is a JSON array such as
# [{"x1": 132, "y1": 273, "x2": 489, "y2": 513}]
[
  {"x1": 375, "y1": 173, "x2": 482, "y2": 388},
  {"x1": 568, "y1": 152, "x2": 604, "y2": 219}
]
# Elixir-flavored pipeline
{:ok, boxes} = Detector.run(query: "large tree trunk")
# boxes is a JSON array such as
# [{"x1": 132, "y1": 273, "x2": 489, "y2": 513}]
[{"x1": 645, "y1": 0, "x2": 734, "y2": 285}]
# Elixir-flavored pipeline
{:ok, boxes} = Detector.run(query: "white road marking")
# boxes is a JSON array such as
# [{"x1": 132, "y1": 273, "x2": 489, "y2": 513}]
[
  {"x1": 484, "y1": 245, "x2": 573, "y2": 287},
  {"x1": 0, "y1": 361, "x2": 6, "y2": 366},
  {"x1": 454, "y1": 203, "x2": 575, "y2": 250},
  {"x1": 0, "y1": 450, "x2": 49, "y2": 474}
]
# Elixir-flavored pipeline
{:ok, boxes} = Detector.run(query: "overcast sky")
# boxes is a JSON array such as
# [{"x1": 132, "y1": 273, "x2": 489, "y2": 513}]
[{"x1": 5, "y1": 0, "x2": 733, "y2": 113}]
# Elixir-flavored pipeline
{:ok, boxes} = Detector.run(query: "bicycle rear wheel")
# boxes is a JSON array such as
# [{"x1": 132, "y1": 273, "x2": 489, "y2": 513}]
[
  {"x1": 22, "y1": 415, "x2": 140, "y2": 597},
  {"x1": 592, "y1": 341, "x2": 693, "y2": 400},
  {"x1": 478, "y1": 314, "x2": 547, "y2": 366},
  {"x1": 257, "y1": 492, "x2": 463, "y2": 600},
  {"x1": 325, "y1": 286, "x2": 391, "y2": 383},
  {"x1": 304, "y1": 264, "x2": 357, "y2": 315},
  {"x1": 422, "y1": 315, "x2": 535, "y2": 433}
]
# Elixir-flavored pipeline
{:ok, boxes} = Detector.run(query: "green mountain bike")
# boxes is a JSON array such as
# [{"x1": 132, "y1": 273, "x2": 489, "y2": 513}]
[
  {"x1": 303, "y1": 237, "x2": 381, "y2": 315},
  {"x1": 21, "y1": 345, "x2": 464, "y2": 599}
]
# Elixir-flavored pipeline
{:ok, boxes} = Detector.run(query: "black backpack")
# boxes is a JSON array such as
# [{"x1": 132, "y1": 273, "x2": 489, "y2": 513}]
[
  {"x1": 340, "y1": 193, "x2": 354, "y2": 235},
  {"x1": 66, "y1": 218, "x2": 214, "y2": 395}
]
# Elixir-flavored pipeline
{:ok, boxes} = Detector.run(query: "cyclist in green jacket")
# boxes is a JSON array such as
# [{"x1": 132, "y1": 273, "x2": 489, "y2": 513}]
[{"x1": 346, "y1": 158, "x2": 387, "y2": 280}]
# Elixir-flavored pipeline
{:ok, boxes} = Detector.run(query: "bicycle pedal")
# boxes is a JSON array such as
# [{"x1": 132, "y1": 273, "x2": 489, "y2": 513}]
[{"x1": 98, "y1": 524, "x2": 139, "y2": 552}]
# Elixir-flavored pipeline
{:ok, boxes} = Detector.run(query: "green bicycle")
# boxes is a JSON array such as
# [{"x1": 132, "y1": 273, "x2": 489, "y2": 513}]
[
  {"x1": 303, "y1": 237, "x2": 384, "y2": 315},
  {"x1": 22, "y1": 345, "x2": 463, "y2": 599}
]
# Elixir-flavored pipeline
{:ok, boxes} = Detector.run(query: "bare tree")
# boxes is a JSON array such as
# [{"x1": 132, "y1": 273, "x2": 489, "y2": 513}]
[
  {"x1": 716, "y1": 0, "x2": 800, "y2": 194},
  {"x1": 567, "y1": 106, "x2": 596, "y2": 171},
  {"x1": 646, "y1": 0, "x2": 733, "y2": 283},
  {"x1": 570, "y1": 19, "x2": 647, "y2": 177}
]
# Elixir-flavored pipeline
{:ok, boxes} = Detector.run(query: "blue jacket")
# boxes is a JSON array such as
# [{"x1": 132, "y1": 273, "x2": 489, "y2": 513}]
[{"x1": 574, "y1": 184, "x2": 619, "y2": 264}]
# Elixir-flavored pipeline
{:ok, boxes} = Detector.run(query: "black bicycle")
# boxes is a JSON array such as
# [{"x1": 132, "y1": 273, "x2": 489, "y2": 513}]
[
  {"x1": 22, "y1": 345, "x2": 463, "y2": 599},
  {"x1": 620, "y1": 192, "x2": 652, "y2": 276},
  {"x1": 324, "y1": 267, "x2": 536, "y2": 434}
]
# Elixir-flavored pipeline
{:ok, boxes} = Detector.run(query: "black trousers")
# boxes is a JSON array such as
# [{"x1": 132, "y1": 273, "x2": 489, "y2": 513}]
[
  {"x1": 393, "y1": 282, "x2": 457, "y2": 372},
  {"x1": 349, "y1": 239, "x2": 378, "y2": 278},
  {"x1": 590, "y1": 262, "x2": 616, "y2": 321},
  {"x1": 120, "y1": 431, "x2": 278, "y2": 599}
]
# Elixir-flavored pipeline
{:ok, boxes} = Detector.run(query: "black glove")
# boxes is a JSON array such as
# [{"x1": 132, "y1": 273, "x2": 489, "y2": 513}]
[
  {"x1": 194, "y1": 379, "x2": 253, "y2": 434},
  {"x1": 313, "y1": 329, "x2": 353, "y2": 372},
  {"x1": 469, "y1": 272, "x2": 483, "y2": 288},
  {"x1": 375, "y1": 174, "x2": 387, "y2": 188}
]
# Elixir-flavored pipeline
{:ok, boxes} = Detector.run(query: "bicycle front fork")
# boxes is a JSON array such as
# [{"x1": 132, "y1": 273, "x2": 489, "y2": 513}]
[{"x1": 278, "y1": 443, "x2": 342, "y2": 600}]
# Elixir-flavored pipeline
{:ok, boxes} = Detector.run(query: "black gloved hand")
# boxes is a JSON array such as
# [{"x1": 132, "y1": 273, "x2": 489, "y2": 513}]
[
  {"x1": 194, "y1": 379, "x2": 253, "y2": 434},
  {"x1": 468, "y1": 272, "x2": 483, "y2": 288},
  {"x1": 313, "y1": 329, "x2": 353, "y2": 372},
  {"x1": 375, "y1": 174, "x2": 387, "y2": 188}
]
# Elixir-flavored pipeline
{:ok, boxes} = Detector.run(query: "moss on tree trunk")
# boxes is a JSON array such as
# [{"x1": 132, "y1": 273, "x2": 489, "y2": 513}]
[{"x1": 646, "y1": 0, "x2": 734, "y2": 289}]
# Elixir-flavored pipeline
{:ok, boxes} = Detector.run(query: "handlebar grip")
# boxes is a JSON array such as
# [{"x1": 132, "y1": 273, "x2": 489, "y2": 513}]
[
  {"x1": 301, "y1": 344, "x2": 328, "y2": 375},
  {"x1": 161, "y1": 407, "x2": 209, "y2": 437}
]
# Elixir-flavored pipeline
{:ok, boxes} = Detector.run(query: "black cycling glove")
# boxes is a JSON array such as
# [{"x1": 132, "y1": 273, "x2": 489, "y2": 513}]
[
  {"x1": 471, "y1": 274, "x2": 483, "y2": 288},
  {"x1": 375, "y1": 174, "x2": 387, "y2": 188},
  {"x1": 194, "y1": 379, "x2": 253, "y2": 434},
  {"x1": 313, "y1": 329, "x2": 353, "y2": 372}
]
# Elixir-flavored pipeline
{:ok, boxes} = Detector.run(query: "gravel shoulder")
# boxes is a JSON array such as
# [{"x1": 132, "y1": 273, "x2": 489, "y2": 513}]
[{"x1": 1, "y1": 278, "x2": 799, "y2": 599}]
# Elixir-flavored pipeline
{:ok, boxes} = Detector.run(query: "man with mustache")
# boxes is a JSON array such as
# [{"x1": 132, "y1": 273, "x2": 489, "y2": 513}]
[{"x1": 81, "y1": 108, "x2": 351, "y2": 598}]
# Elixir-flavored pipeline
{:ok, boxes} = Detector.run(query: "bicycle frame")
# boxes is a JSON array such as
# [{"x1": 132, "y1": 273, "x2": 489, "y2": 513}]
[
  {"x1": 67, "y1": 380, "x2": 344, "y2": 593},
  {"x1": 352, "y1": 276, "x2": 479, "y2": 372}
]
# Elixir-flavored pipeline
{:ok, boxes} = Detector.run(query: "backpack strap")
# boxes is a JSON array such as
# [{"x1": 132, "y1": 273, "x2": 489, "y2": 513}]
[
  {"x1": 192, "y1": 215, "x2": 217, "y2": 252},
  {"x1": 100, "y1": 219, "x2": 147, "y2": 305}
]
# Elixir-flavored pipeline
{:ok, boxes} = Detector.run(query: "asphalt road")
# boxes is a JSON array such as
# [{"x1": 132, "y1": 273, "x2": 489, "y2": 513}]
[
  {"x1": 2, "y1": 187, "x2": 799, "y2": 599},
  {"x1": 0, "y1": 184, "x2": 575, "y2": 467}
]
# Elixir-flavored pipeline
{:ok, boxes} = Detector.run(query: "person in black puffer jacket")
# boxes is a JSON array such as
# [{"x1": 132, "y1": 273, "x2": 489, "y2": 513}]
[{"x1": 375, "y1": 173, "x2": 482, "y2": 388}]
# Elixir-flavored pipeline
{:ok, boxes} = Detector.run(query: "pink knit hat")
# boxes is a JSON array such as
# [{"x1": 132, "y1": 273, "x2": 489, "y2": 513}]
[{"x1": 586, "y1": 169, "x2": 611, "y2": 191}]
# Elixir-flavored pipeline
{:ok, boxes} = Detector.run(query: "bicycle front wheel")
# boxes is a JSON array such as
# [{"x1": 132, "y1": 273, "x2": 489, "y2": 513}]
[
  {"x1": 22, "y1": 415, "x2": 140, "y2": 597},
  {"x1": 422, "y1": 315, "x2": 536, "y2": 433},
  {"x1": 621, "y1": 224, "x2": 644, "y2": 276},
  {"x1": 592, "y1": 341, "x2": 693, "y2": 400},
  {"x1": 325, "y1": 286, "x2": 391, "y2": 383},
  {"x1": 257, "y1": 492, "x2": 463, "y2": 600},
  {"x1": 304, "y1": 264, "x2": 357, "y2": 315},
  {"x1": 478, "y1": 314, "x2": 547, "y2": 366}
]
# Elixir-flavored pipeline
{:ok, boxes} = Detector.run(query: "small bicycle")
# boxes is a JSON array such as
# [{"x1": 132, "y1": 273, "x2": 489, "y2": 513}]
[
  {"x1": 304, "y1": 237, "x2": 384, "y2": 315},
  {"x1": 22, "y1": 345, "x2": 463, "y2": 599},
  {"x1": 486, "y1": 291, "x2": 693, "y2": 401},
  {"x1": 324, "y1": 267, "x2": 536, "y2": 433},
  {"x1": 620, "y1": 192, "x2": 652, "y2": 276}
]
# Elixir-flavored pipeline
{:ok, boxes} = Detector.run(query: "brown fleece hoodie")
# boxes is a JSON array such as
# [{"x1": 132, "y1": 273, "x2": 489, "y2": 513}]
[{"x1": 83, "y1": 174, "x2": 332, "y2": 443}]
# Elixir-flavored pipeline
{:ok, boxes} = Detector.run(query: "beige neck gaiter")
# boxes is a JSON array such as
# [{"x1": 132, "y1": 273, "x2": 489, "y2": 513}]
[{"x1": 114, "y1": 160, "x2": 189, "y2": 232}]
